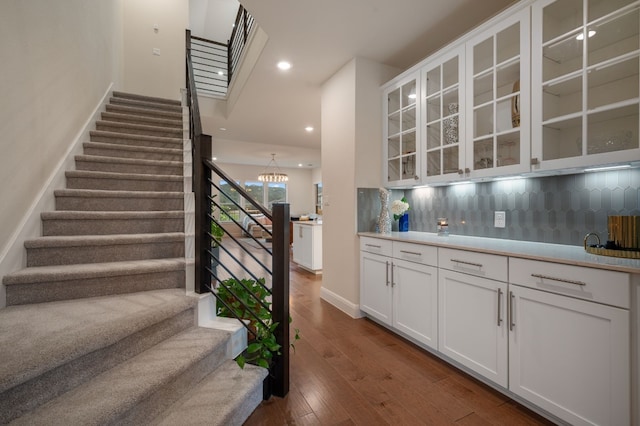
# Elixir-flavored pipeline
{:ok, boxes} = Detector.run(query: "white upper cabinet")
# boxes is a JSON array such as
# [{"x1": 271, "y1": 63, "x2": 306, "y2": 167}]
[
  {"x1": 531, "y1": 0, "x2": 640, "y2": 171},
  {"x1": 384, "y1": 73, "x2": 421, "y2": 187},
  {"x1": 465, "y1": 8, "x2": 531, "y2": 179},
  {"x1": 422, "y1": 46, "x2": 466, "y2": 183}
]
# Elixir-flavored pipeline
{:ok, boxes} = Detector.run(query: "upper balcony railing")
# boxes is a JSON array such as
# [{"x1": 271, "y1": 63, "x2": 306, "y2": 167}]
[{"x1": 189, "y1": 5, "x2": 255, "y2": 97}]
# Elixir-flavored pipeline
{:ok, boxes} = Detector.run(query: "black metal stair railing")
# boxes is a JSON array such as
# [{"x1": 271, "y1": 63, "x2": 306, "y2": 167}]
[
  {"x1": 186, "y1": 29, "x2": 290, "y2": 398},
  {"x1": 188, "y1": 5, "x2": 255, "y2": 96}
]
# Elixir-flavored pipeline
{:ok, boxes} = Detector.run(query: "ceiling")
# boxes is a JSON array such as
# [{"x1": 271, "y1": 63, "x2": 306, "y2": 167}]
[{"x1": 190, "y1": 0, "x2": 517, "y2": 169}]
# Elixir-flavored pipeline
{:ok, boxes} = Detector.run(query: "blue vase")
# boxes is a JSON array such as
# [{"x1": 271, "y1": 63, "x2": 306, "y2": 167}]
[{"x1": 398, "y1": 213, "x2": 409, "y2": 232}]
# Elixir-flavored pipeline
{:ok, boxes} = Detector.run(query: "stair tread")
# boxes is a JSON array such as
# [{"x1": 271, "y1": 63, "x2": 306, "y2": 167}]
[
  {"x1": 83, "y1": 141, "x2": 182, "y2": 155},
  {"x1": 8, "y1": 327, "x2": 230, "y2": 426},
  {"x1": 90, "y1": 130, "x2": 183, "y2": 144},
  {"x1": 3, "y1": 258, "x2": 186, "y2": 285},
  {"x1": 66, "y1": 169, "x2": 183, "y2": 182},
  {"x1": 155, "y1": 360, "x2": 268, "y2": 426},
  {"x1": 42, "y1": 210, "x2": 184, "y2": 219},
  {"x1": 76, "y1": 154, "x2": 182, "y2": 167},
  {"x1": 0, "y1": 289, "x2": 197, "y2": 393},
  {"x1": 55, "y1": 188, "x2": 184, "y2": 198},
  {"x1": 24, "y1": 232, "x2": 185, "y2": 248},
  {"x1": 97, "y1": 120, "x2": 183, "y2": 134},
  {"x1": 105, "y1": 104, "x2": 183, "y2": 120},
  {"x1": 112, "y1": 91, "x2": 182, "y2": 106},
  {"x1": 101, "y1": 112, "x2": 182, "y2": 128},
  {"x1": 111, "y1": 97, "x2": 183, "y2": 113}
]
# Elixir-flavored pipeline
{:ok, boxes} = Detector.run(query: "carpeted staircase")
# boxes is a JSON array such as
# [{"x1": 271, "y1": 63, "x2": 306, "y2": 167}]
[{"x1": 0, "y1": 91, "x2": 266, "y2": 425}]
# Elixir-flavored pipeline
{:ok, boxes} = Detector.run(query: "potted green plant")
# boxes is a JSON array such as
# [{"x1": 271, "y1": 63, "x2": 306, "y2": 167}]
[{"x1": 216, "y1": 277, "x2": 300, "y2": 369}]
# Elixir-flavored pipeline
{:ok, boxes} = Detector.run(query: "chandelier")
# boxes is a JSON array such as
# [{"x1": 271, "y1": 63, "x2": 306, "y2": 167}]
[{"x1": 258, "y1": 153, "x2": 289, "y2": 182}]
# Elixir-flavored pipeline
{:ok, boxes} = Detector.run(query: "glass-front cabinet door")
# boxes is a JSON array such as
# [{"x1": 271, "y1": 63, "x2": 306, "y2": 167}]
[
  {"x1": 532, "y1": 0, "x2": 640, "y2": 170},
  {"x1": 466, "y1": 8, "x2": 531, "y2": 178},
  {"x1": 384, "y1": 74, "x2": 420, "y2": 187},
  {"x1": 422, "y1": 46, "x2": 465, "y2": 183}
]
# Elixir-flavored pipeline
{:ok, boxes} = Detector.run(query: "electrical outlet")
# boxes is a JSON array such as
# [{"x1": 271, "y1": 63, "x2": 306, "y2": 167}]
[
  {"x1": 152, "y1": 48, "x2": 161, "y2": 56},
  {"x1": 494, "y1": 211, "x2": 506, "y2": 228}
]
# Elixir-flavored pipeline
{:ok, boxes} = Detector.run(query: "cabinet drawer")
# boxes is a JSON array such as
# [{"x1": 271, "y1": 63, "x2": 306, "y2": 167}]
[
  {"x1": 360, "y1": 237, "x2": 393, "y2": 257},
  {"x1": 509, "y1": 258, "x2": 630, "y2": 309},
  {"x1": 393, "y1": 242, "x2": 437, "y2": 266},
  {"x1": 438, "y1": 248, "x2": 508, "y2": 282}
]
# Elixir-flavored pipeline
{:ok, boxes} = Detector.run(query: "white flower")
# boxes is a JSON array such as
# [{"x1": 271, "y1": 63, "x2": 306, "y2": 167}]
[{"x1": 390, "y1": 199, "x2": 409, "y2": 216}]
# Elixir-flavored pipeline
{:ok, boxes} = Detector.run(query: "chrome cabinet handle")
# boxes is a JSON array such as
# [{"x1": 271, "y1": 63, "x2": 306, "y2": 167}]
[
  {"x1": 451, "y1": 259, "x2": 483, "y2": 268},
  {"x1": 391, "y1": 263, "x2": 396, "y2": 287},
  {"x1": 365, "y1": 243, "x2": 382, "y2": 248},
  {"x1": 531, "y1": 273, "x2": 586, "y2": 287},
  {"x1": 509, "y1": 291, "x2": 515, "y2": 331},
  {"x1": 385, "y1": 261, "x2": 389, "y2": 286},
  {"x1": 497, "y1": 288, "x2": 503, "y2": 326},
  {"x1": 400, "y1": 250, "x2": 421, "y2": 256}
]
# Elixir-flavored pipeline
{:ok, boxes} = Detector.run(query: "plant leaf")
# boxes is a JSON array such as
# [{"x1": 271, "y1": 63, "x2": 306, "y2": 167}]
[{"x1": 236, "y1": 355, "x2": 246, "y2": 369}]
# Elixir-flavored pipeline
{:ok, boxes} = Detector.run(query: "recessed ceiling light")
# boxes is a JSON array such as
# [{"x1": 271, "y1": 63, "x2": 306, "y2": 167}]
[
  {"x1": 305, "y1": 126, "x2": 314, "y2": 132},
  {"x1": 298, "y1": 163, "x2": 303, "y2": 167},
  {"x1": 219, "y1": 127, "x2": 226, "y2": 131},
  {"x1": 277, "y1": 61, "x2": 291, "y2": 71},
  {"x1": 212, "y1": 157, "x2": 217, "y2": 161}
]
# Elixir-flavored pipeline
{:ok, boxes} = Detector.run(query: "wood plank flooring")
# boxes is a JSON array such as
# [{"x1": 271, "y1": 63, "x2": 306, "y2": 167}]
[{"x1": 229, "y1": 241, "x2": 555, "y2": 425}]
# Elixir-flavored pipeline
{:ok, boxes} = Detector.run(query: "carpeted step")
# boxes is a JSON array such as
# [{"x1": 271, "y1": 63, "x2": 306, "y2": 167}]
[
  {"x1": 55, "y1": 189, "x2": 184, "y2": 211},
  {"x1": 8, "y1": 326, "x2": 231, "y2": 426},
  {"x1": 112, "y1": 90, "x2": 182, "y2": 107},
  {"x1": 66, "y1": 170, "x2": 183, "y2": 192},
  {"x1": 24, "y1": 233, "x2": 185, "y2": 267},
  {"x1": 96, "y1": 120, "x2": 183, "y2": 139},
  {"x1": 110, "y1": 96, "x2": 183, "y2": 113},
  {"x1": 42, "y1": 210, "x2": 184, "y2": 236},
  {"x1": 153, "y1": 360, "x2": 267, "y2": 426},
  {"x1": 0, "y1": 289, "x2": 199, "y2": 423},
  {"x1": 101, "y1": 111, "x2": 182, "y2": 129},
  {"x1": 90, "y1": 130, "x2": 183, "y2": 149},
  {"x1": 75, "y1": 154, "x2": 183, "y2": 176},
  {"x1": 83, "y1": 141, "x2": 182, "y2": 162},
  {"x1": 3, "y1": 258, "x2": 186, "y2": 305},
  {"x1": 105, "y1": 104, "x2": 183, "y2": 122}
]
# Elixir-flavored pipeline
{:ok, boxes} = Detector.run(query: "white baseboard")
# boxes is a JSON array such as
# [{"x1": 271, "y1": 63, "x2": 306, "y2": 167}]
[
  {"x1": 0, "y1": 84, "x2": 114, "y2": 308},
  {"x1": 320, "y1": 287, "x2": 365, "y2": 319}
]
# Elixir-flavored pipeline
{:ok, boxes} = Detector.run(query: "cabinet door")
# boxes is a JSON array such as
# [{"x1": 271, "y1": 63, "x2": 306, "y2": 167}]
[
  {"x1": 509, "y1": 285, "x2": 630, "y2": 426},
  {"x1": 438, "y1": 269, "x2": 508, "y2": 387},
  {"x1": 360, "y1": 251, "x2": 392, "y2": 325},
  {"x1": 422, "y1": 46, "x2": 466, "y2": 183},
  {"x1": 292, "y1": 224, "x2": 310, "y2": 267},
  {"x1": 384, "y1": 73, "x2": 420, "y2": 187},
  {"x1": 465, "y1": 8, "x2": 531, "y2": 179},
  {"x1": 392, "y1": 259, "x2": 438, "y2": 349},
  {"x1": 531, "y1": 0, "x2": 640, "y2": 171}
]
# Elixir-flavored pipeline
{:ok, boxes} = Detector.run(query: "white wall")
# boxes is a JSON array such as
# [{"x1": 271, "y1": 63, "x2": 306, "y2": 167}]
[
  {"x1": 0, "y1": 0, "x2": 124, "y2": 306},
  {"x1": 122, "y1": 0, "x2": 188, "y2": 100},
  {"x1": 320, "y1": 57, "x2": 398, "y2": 317},
  {"x1": 215, "y1": 162, "x2": 316, "y2": 216}
]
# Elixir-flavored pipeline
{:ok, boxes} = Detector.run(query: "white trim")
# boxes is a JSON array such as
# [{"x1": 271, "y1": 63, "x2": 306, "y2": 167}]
[
  {"x1": 320, "y1": 286, "x2": 365, "y2": 319},
  {"x1": 0, "y1": 84, "x2": 113, "y2": 308}
]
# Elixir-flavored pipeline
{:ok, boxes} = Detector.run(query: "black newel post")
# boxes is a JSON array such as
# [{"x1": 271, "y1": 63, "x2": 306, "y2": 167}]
[{"x1": 270, "y1": 203, "x2": 290, "y2": 397}]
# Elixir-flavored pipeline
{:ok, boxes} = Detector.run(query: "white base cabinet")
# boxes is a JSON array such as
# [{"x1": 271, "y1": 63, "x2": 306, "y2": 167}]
[
  {"x1": 360, "y1": 238, "x2": 438, "y2": 349},
  {"x1": 509, "y1": 285, "x2": 630, "y2": 426},
  {"x1": 438, "y1": 268, "x2": 508, "y2": 388},
  {"x1": 359, "y1": 235, "x2": 634, "y2": 425}
]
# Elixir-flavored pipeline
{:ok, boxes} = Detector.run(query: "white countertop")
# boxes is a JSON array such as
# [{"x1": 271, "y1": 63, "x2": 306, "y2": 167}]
[
  {"x1": 359, "y1": 231, "x2": 640, "y2": 274},
  {"x1": 293, "y1": 220, "x2": 322, "y2": 226}
]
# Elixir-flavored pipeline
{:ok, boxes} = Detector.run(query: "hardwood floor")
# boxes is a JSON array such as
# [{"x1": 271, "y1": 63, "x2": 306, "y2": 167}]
[{"x1": 228, "y1": 242, "x2": 554, "y2": 425}]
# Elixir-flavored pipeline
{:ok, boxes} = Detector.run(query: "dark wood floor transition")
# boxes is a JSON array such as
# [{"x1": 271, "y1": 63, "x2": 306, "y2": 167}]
[{"x1": 239, "y1": 245, "x2": 554, "y2": 425}]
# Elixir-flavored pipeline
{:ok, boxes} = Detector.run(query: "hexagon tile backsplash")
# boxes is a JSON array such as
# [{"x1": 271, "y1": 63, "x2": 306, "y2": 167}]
[{"x1": 357, "y1": 168, "x2": 640, "y2": 246}]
